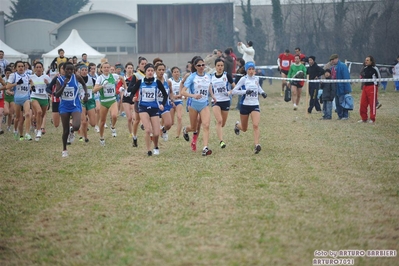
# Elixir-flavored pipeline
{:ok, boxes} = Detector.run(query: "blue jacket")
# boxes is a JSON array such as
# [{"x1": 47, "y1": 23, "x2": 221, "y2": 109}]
[{"x1": 334, "y1": 60, "x2": 352, "y2": 96}]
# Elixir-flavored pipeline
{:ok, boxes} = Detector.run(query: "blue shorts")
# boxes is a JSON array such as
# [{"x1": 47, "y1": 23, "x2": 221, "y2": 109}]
[
  {"x1": 59, "y1": 105, "x2": 82, "y2": 114},
  {"x1": 190, "y1": 100, "x2": 208, "y2": 112},
  {"x1": 212, "y1": 100, "x2": 230, "y2": 111},
  {"x1": 174, "y1": 101, "x2": 183, "y2": 106},
  {"x1": 160, "y1": 104, "x2": 171, "y2": 115},
  {"x1": 14, "y1": 97, "x2": 30, "y2": 106},
  {"x1": 139, "y1": 105, "x2": 160, "y2": 117},
  {"x1": 240, "y1": 105, "x2": 260, "y2": 115}
]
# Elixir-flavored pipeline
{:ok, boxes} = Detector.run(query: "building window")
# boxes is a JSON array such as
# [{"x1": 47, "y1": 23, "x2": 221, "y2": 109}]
[{"x1": 106, "y1": 47, "x2": 117, "y2": 52}]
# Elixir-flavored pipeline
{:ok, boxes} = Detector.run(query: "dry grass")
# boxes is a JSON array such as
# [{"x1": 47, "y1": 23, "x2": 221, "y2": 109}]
[{"x1": 0, "y1": 81, "x2": 398, "y2": 266}]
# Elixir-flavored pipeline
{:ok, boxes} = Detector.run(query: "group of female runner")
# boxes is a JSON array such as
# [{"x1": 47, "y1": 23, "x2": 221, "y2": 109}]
[{"x1": 1, "y1": 55, "x2": 267, "y2": 157}]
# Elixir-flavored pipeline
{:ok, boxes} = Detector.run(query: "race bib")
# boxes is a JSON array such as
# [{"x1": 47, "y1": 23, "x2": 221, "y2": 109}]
[
  {"x1": 103, "y1": 84, "x2": 115, "y2": 97},
  {"x1": 17, "y1": 85, "x2": 29, "y2": 92},
  {"x1": 86, "y1": 89, "x2": 92, "y2": 100},
  {"x1": 141, "y1": 88, "x2": 155, "y2": 102},
  {"x1": 63, "y1": 87, "x2": 74, "y2": 100},
  {"x1": 282, "y1": 60, "x2": 290, "y2": 68}
]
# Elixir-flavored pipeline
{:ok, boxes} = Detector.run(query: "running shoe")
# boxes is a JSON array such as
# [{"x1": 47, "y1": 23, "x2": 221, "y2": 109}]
[
  {"x1": 202, "y1": 147, "x2": 212, "y2": 156},
  {"x1": 377, "y1": 103, "x2": 382, "y2": 109},
  {"x1": 41, "y1": 128, "x2": 46, "y2": 134},
  {"x1": 234, "y1": 121, "x2": 240, "y2": 135},
  {"x1": 35, "y1": 130, "x2": 42, "y2": 141},
  {"x1": 14, "y1": 131, "x2": 18, "y2": 140},
  {"x1": 19, "y1": 136, "x2": 24, "y2": 141},
  {"x1": 68, "y1": 132, "x2": 75, "y2": 143},
  {"x1": 162, "y1": 131, "x2": 168, "y2": 141},
  {"x1": 153, "y1": 148, "x2": 160, "y2": 155},
  {"x1": 79, "y1": 137, "x2": 84, "y2": 142},
  {"x1": 120, "y1": 112, "x2": 126, "y2": 117},
  {"x1": 293, "y1": 104, "x2": 297, "y2": 111},
  {"x1": 220, "y1": 141, "x2": 226, "y2": 149},
  {"x1": 140, "y1": 124, "x2": 144, "y2": 130},
  {"x1": 25, "y1": 133, "x2": 32, "y2": 141},
  {"x1": 62, "y1": 150, "x2": 68, "y2": 158},
  {"x1": 191, "y1": 141, "x2": 196, "y2": 151},
  {"x1": 7, "y1": 126, "x2": 11, "y2": 132},
  {"x1": 183, "y1": 127, "x2": 190, "y2": 141},
  {"x1": 95, "y1": 125, "x2": 100, "y2": 133},
  {"x1": 133, "y1": 137, "x2": 138, "y2": 147},
  {"x1": 147, "y1": 150, "x2": 152, "y2": 156},
  {"x1": 0, "y1": 130, "x2": 4, "y2": 135},
  {"x1": 254, "y1": 144, "x2": 261, "y2": 154},
  {"x1": 104, "y1": 123, "x2": 108, "y2": 129},
  {"x1": 111, "y1": 127, "x2": 117, "y2": 137},
  {"x1": 85, "y1": 138, "x2": 89, "y2": 143},
  {"x1": 100, "y1": 139, "x2": 105, "y2": 146}
]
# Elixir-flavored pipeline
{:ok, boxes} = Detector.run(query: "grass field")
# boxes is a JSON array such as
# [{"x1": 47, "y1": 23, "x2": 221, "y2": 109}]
[{"x1": 1, "y1": 81, "x2": 398, "y2": 266}]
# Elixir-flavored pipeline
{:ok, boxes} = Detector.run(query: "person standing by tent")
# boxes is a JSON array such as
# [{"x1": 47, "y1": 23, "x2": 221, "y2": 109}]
[
  {"x1": 50, "y1": 48, "x2": 68, "y2": 70},
  {"x1": 78, "y1": 53, "x2": 90, "y2": 66}
]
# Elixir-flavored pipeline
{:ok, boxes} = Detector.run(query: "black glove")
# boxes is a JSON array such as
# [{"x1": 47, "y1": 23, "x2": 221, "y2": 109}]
[
  {"x1": 31, "y1": 85, "x2": 36, "y2": 92},
  {"x1": 261, "y1": 92, "x2": 267, "y2": 98},
  {"x1": 17, "y1": 78, "x2": 24, "y2": 85},
  {"x1": 245, "y1": 89, "x2": 253, "y2": 95}
]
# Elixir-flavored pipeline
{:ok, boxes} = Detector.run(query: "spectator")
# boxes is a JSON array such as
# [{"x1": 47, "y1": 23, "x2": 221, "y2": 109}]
[
  {"x1": 392, "y1": 55, "x2": 399, "y2": 91},
  {"x1": 320, "y1": 69, "x2": 336, "y2": 120},
  {"x1": 227, "y1": 47, "x2": 237, "y2": 74},
  {"x1": 330, "y1": 54, "x2": 352, "y2": 120},
  {"x1": 78, "y1": 53, "x2": 90, "y2": 66},
  {"x1": 223, "y1": 49, "x2": 234, "y2": 76},
  {"x1": 378, "y1": 66, "x2": 390, "y2": 91},
  {"x1": 237, "y1": 41, "x2": 255, "y2": 63},
  {"x1": 307, "y1": 55, "x2": 324, "y2": 114},
  {"x1": 50, "y1": 48, "x2": 68, "y2": 70}
]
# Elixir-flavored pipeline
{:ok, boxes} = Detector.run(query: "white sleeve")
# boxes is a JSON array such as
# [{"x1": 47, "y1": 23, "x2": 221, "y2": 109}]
[{"x1": 231, "y1": 77, "x2": 246, "y2": 95}]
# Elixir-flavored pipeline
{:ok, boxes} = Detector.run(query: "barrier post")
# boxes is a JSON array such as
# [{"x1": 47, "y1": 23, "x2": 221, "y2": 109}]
[{"x1": 305, "y1": 74, "x2": 309, "y2": 117}]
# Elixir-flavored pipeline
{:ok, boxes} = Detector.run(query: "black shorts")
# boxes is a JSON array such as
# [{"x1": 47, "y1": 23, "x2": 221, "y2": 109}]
[
  {"x1": 122, "y1": 95, "x2": 134, "y2": 105},
  {"x1": 291, "y1": 80, "x2": 304, "y2": 88},
  {"x1": 52, "y1": 101, "x2": 60, "y2": 113},
  {"x1": 139, "y1": 105, "x2": 160, "y2": 117},
  {"x1": 281, "y1": 69, "x2": 289, "y2": 75},
  {"x1": 240, "y1": 105, "x2": 260, "y2": 115},
  {"x1": 212, "y1": 100, "x2": 231, "y2": 111}
]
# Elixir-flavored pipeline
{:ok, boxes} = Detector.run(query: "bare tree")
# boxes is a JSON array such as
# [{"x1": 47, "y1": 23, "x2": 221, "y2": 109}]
[{"x1": 371, "y1": 0, "x2": 399, "y2": 64}]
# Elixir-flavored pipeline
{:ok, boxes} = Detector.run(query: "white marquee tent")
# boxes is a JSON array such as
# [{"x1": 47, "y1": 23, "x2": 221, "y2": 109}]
[
  {"x1": 42, "y1": 29, "x2": 105, "y2": 68},
  {"x1": 0, "y1": 39, "x2": 29, "y2": 63}
]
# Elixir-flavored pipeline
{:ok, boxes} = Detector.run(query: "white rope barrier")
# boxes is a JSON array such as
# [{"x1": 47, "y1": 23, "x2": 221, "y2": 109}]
[{"x1": 236, "y1": 74, "x2": 399, "y2": 83}]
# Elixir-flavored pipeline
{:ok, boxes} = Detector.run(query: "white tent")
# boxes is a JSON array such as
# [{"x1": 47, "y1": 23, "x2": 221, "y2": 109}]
[
  {"x1": 0, "y1": 39, "x2": 29, "y2": 63},
  {"x1": 42, "y1": 29, "x2": 105, "y2": 68}
]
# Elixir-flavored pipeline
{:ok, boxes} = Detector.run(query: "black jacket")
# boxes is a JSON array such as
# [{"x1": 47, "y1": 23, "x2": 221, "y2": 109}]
[
  {"x1": 307, "y1": 62, "x2": 325, "y2": 80},
  {"x1": 321, "y1": 77, "x2": 336, "y2": 101}
]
